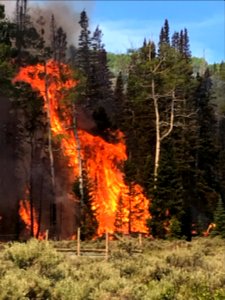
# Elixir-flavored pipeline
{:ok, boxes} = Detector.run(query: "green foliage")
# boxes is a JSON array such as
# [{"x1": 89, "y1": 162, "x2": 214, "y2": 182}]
[
  {"x1": 169, "y1": 217, "x2": 182, "y2": 238},
  {"x1": 107, "y1": 52, "x2": 131, "y2": 76},
  {"x1": 73, "y1": 169, "x2": 98, "y2": 240},
  {"x1": 0, "y1": 44, "x2": 14, "y2": 86},
  {"x1": 212, "y1": 197, "x2": 225, "y2": 238},
  {"x1": 0, "y1": 5, "x2": 16, "y2": 89},
  {"x1": 192, "y1": 56, "x2": 208, "y2": 76}
]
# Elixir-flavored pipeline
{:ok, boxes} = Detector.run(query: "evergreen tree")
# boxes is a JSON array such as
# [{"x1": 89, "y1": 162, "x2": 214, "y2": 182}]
[
  {"x1": 171, "y1": 31, "x2": 179, "y2": 51},
  {"x1": 149, "y1": 139, "x2": 184, "y2": 238},
  {"x1": 125, "y1": 19, "x2": 200, "y2": 240},
  {"x1": 0, "y1": 4, "x2": 15, "y2": 88},
  {"x1": 113, "y1": 71, "x2": 124, "y2": 128},
  {"x1": 125, "y1": 45, "x2": 155, "y2": 190},
  {"x1": 55, "y1": 27, "x2": 67, "y2": 63},
  {"x1": 158, "y1": 19, "x2": 170, "y2": 57},
  {"x1": 77, "y1": 10, "x2": 91, "y2": 75},
  {"x1": 68, "y1": 44, "x2": 77, "y2": 68},
  {"x1": 212, "y1": 197, "x2": 225, "y2": 238},
  {"x1": 183, "y1": 28, "x2": 191, "y2": 59},
  {"x1": 12, "y1": 82, "x2": 46, "y2": 237},
  {"x1": 114, "y1": 195, "x2": 126, "y2": 233},
  {"x1": 194, "y1": 69, "x2": 219, "y2": 225},
  {"x1": 163, "y1": 19, "x2": 170, "y2": 44},
  {"x1": 15, "y1": 0, "x2": 27, "y2": 55},
  {"x1": 50, "y1": 15, "x2": 67, "y2": 63},
  {"x1": 178, "y1": 29, "x2": 184, "y2": 55},
  {"x1": 50, "y1": 14, "x2": 57, "y2": 60},
  {"x1": 73, "y1": 168, "x2": 98, "y2": 240},
  {"x1": 91, "y1": 25, "x2": 103, "y2": 52}
]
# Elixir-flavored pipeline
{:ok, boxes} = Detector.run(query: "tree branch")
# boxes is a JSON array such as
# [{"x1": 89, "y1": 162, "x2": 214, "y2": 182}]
[{"x1": 160, "y1": 91, "x2": 175, "y2": 141}]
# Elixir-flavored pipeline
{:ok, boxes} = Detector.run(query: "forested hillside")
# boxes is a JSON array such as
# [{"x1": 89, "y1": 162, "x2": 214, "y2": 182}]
[{"x1": 0, "y1": 0, "x2": 225, "y2": 241}]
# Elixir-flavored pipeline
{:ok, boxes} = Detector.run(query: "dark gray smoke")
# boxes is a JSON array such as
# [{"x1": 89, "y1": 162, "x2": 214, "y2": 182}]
[{"x1": 0, "y1": 0, "x2": 95, "y2": 46}]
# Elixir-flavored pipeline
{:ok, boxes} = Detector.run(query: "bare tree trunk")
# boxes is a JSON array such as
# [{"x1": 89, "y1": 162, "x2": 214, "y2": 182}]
[
  {"x1": 29, "y1": 134, "x2": 35, "y2": 237},
  {"x1": 72, "y1": 104, "x2": 84, "y2": 207},
  {"x1": 152, "y1": 79, "x2": 160, "y2": 188},
  {"x1": 152, "y1": 77, "x2": 175, "y2": 189},
  {"x1": 44, "y1": 62, "x2": 57, "y2": 238},
  {"x1": 16, "y1": 0, "x2": 27, "y2": 62},
  {"x1": 128, "y1": 184, "x2": 132, "y2": 234},
  {"x1": 36, "y1": 168, "x2": 44, "y2": 239}
]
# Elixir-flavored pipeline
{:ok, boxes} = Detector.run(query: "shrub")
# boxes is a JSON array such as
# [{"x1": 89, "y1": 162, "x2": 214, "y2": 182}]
[{"x1": 0, "y1": 237, "x2": 224, "y2": 299}]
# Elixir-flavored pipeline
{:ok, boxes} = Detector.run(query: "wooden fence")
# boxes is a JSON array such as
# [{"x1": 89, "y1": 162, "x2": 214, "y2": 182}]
[{"x1": 55, "y1": 229, "x2": 143, "y2": 259}]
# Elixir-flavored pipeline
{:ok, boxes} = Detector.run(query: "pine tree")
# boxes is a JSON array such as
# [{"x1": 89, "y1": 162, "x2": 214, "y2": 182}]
[
  {"x1": 149, "y1": 139, "x2": 184, "y2": 238},
  {"x1": 113, "y1": 71, "x2": 124, "y2": 128},
  {"x1": 50, "y1": 14, "x2": 57, "y2": 60},
  {"x1": 163, "y1": 19, "x2": 170, "y2": 44},
  {"x1": 125, "y1": 46, "x2": 155, "y2": 190},
  {"x1": 125, "y1": 19, "x2": 200, "y2": 240},
  {"x1": 178, "y1": 29, "x2": 184, "y2": 55},
  {"x1": 73, "y1": 168, "x2": 98, "y2": 240},
  {"x1": 68, "y1": 44, "x2": 77, "y2": 68},
  {"x1": 114, "y1": 195, "x2": 126, "y2": 233},
  {"x1": 158, "y1": 19, "x2": 170, "y2": 57},
  {"x1": 77, "y1": 10, "x2": 91, "y2": 75},
  {"x1": 212, "y1": 197, "x2": 225, "y2": 238},
  {"x1": 194, "y1": 69, "x2": 219, "y2": 224},
  {"x1": 12, "y1": 81, "x2": 46, "y2": 237},
  {"x1": 0, "y1": 4, "x2": 14, "y2": 88},
  {"x1": 171, "y1": 31, "x2": 179, "y2": 51},
  {"x1": 183, "y1": 28, "x2": 191, "y2": 59},
  {"x1": 55, "y1": 27, "x2": 67, "y2": 63},
  {"x1": 15, "y1": 0, "x2": 27, "y2": 54},
  {"x1": 91, "y1": 25, "x2": 103, "y2": 52},
  {"x1": 50, "y1": 15, "x2": 67, "y2": 63}
]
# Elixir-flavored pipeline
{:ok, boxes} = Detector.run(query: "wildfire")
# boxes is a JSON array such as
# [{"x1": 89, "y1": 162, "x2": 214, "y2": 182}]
[
  {"x1": 19, "y1": 199, "x2": 38, "y2": 237},
  {"x1": 14, "y1": 60, "x2": 150, "y2": 236}
]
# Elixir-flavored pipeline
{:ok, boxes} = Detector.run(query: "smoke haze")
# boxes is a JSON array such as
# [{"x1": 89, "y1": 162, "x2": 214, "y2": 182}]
[{"x1": 0, "y1": 0, "x2": 95, "y2": 46}]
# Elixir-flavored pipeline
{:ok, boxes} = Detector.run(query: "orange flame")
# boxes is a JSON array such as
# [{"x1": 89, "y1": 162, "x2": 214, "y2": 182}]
[
  {"x1": 14, "y1": 60, "x2": 151, "y2": 236},
  {"x1": 19, "y1": 199, "x2": 39, "y2": 237}
]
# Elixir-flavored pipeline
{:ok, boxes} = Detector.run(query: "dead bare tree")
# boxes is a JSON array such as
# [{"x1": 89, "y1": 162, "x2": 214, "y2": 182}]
[
  {"x1": 44, "y1": 62, "x2": 57, "y2": 238},
  {"x1": 151, "y1": 79, "x2": 176, "y2": 187},
  {"x1": 144, "y1": 52, "x2": 182, "y2": 188},
  {"x1": 72, "y1": 104, "x2": 84, "y2": 206}
]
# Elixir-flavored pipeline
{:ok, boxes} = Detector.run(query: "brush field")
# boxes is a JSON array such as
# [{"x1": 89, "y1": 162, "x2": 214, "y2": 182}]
[{"x1": 0, "y1": 237, "x2": 224, "y2": 299}]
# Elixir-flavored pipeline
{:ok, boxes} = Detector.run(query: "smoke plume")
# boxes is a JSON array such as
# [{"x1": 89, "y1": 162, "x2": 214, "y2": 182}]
[{"x1": 0, "y1": 0, "x2": 95, "y2": 46}]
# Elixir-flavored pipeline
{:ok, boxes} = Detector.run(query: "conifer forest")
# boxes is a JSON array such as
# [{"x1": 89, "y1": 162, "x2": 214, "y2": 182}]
[{"x1": 0, "y1": 0, "x2": 225, "y2": 243}]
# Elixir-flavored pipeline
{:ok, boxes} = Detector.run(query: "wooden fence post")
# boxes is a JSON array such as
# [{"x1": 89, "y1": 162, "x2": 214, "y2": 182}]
[
  {"x1": 105, "y1": 232, "x2": 109, "y2": 261},
  {"x1": 138, "y1": 233, "x2": 142, "y2": 247},
  {"x1": 45, "y1": 229, "x2": 49, "y2": 241},
  {"x1": 77, "y1": 227, "x2": 81, "y2": 256}
]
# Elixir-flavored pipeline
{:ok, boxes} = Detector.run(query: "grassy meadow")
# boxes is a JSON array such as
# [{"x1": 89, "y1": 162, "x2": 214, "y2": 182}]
[{"x1": 0, "y1": 237, "x2": 224, "y2": 299}]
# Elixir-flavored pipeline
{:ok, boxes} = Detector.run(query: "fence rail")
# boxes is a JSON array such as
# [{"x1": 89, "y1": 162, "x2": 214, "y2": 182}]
[{"x1": 0, "y1": 229, "x2": 144, "y2": 259}]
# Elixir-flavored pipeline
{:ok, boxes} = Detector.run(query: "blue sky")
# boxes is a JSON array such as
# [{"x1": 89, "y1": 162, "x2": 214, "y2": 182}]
[
  {"x1": 1, "y1": 0, "x2": 224, "y2": 63},
  {"x1": 86, "y1": 0, "x2": 225, "y2": 64}
]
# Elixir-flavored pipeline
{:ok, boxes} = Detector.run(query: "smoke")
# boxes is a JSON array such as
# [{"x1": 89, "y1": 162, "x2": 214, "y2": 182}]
[
  {"x1": 0, "y1": 0, "x2": 95, "y2": 46},
  {"x1": 31, "y1": 1, "x2": 81, "y2": 46},
  {"x1": 0, "y1": 0, "x2": 15, "y2": 18}
]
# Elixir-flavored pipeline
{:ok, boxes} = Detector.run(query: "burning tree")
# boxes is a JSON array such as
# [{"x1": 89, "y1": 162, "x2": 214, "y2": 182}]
[
  {"x1": 12, "y1": 82, "x2": 46, "y2": 238},
  {"x1": 13, "y1": 60, "x2": 150, "y2": 238},
  {"x1": 8, "y1": 2, "x2": 151, "y2": 239}
]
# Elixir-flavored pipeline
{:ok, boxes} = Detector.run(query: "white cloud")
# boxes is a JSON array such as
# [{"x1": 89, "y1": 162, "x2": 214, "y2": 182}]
[
  {"x1": 92, "y1": 14, "x2": 224, "y2": 62},
  {"x1": 91, "y1": 19, "x2": 163, "y2": 53}
]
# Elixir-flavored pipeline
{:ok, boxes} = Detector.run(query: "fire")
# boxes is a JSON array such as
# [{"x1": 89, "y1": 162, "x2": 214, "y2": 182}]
[
  {"x1": 14, "y1": 60, "x2": 150, "y2": 236},
  {"x1": 203, "y1": 223, "x2": 216, "y2": 237},
  {"x1": 18, "y1": 189, "x2": 46, "y2": 238},
  {"x1": 19, "y1": 199, "x2": 39, "y2": 237}
]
